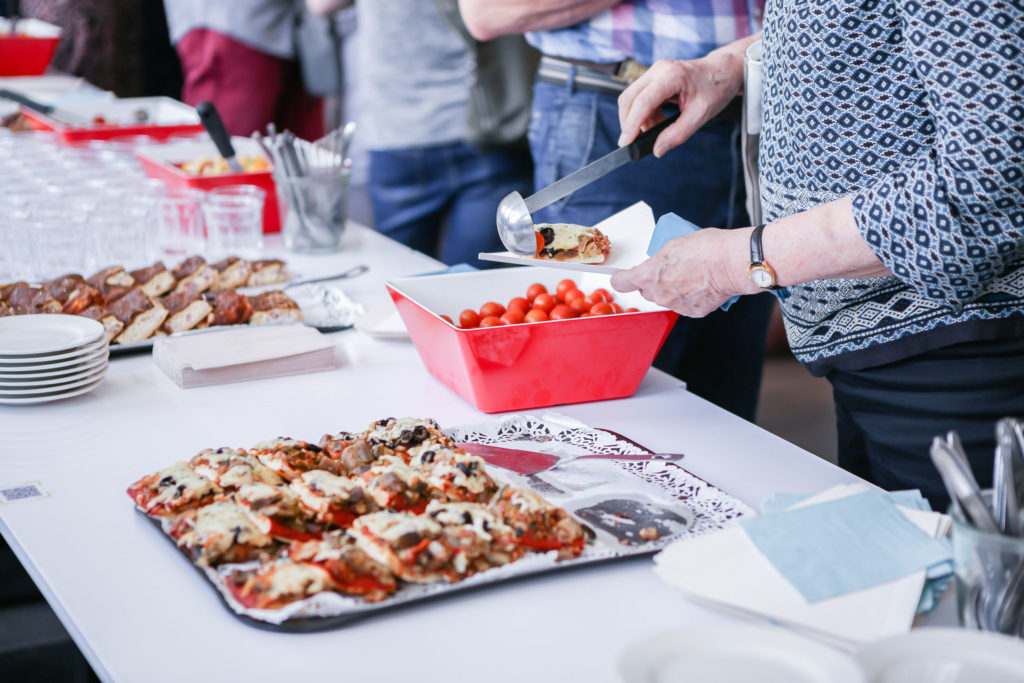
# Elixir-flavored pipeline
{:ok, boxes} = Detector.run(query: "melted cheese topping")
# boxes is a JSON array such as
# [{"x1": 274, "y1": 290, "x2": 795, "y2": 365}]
[
  {"x1": 179, "y1": 501, "x2": 272, "y2": 556},
  {"x1": 537, "y1": 223, "x2": 591, "y2": 253},
  {"x1": 191, "y1": 448, "x2": 283, "y2": 488},
  {"x1": 259, "y1": 563, "x2": 334, "y2": 600},
  {"x1": 290, "y1": 470, "x2": 358, "y2": 511},
  {"x1": 354, "y1": 511, "x2": 442, "y2": 544},
  {"x1": 426, "y1": 501, "x2": 504, "y2": 542},
  {"x1": 251, "y1": 438, "x2": 307, "y2": 454},
  {"x1": 422, "y1": 453, "x2": 491, "y2": 495},
  {"x1": 147, "y1": 462, "x2": 219, "y2": 510},
  {"x1": 507, "y1": 487, "x2": 552, "y2": 514},
  {"x1": 365, "y1": 417, "x2": 441, "y2": 444},
  {"x1": 236, "y1": 483, "x2": 306, "y2": 519}
]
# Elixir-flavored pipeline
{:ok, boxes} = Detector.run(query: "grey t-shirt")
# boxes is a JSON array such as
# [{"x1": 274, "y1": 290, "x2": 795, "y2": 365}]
[
  {"x1": 164, "y1": 0, "x2": 296, "y2": 59},
  {"x1": 356, "y1": 1, "x2": 470, "y2": 150}
]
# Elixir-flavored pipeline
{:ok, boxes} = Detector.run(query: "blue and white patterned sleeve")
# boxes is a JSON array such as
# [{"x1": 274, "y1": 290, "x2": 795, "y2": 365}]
[{"x1": 850, "y1": 0, "x2": 1024, "y2": 309}]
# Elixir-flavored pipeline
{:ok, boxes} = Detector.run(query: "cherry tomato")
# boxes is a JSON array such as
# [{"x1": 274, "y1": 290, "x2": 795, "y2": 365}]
[
  {"x1": 590, "y1": 288, "x2": 613, "y2": 303},
  {"x1": 459, "y1": 309, "x2": 480, "y2": 328},
  {"x1": 535, "y1": 232, "x2": 545, "y2": 256},
  {"x1": 563, "y1": 288, "x2": 585, "y2": 303},
  {"x1": 479, "y1": 315, "x2": 505, "y2": 327},
  {"x1": 532, "y1": 293, "x2": 556, "y2": 313},
  {"x1": 555, "y1": 279, "x2": 578, "y2": 302},
  {"x1": 610, "y1": 302, "x2": 623, "y2": 314},
  {"x1": 624, "y1": 307, "x2": 640, "y2": 313},
  {"x1": 549, "y1": 304, "x2": 577, "y2": 320},
  {"x1": 579, "y1": 312, "x2": 593, "y2": 317},
  {"x1": 439, "y1": 314, "x2": 454, "y2": 325},
  {"x1": 507, "y1": 296, "x2": 530, "y2": 314},
  {"x1": 500, "y1": 310, "x2": 524, "y2": 325},
  {"x1": 568, "y1": 297, "x2": 589, "y2": 314},
  {"x1": 524, "y1": 308, "x2": 549, "y2": 323},
  {"x1": 590, "y1": 302, "x2": 614, "y2": 315},
  {"x1": 479, "y1": 301, "x2": 505, "y2": 319},
  {"x1": 584, "y1": 294, "x2": 602, "y2": 308},
  {"x1": 526, "y1": 283, "x2": 548, "y2": 301}
]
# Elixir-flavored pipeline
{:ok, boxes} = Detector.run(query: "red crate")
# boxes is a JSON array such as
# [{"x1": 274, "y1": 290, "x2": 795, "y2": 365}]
[
  {"x1": 387, "y1": 267, "x2": 677, "y2": 413},
  {"x1": 136, "y1": 138, "x2": 280, "y2": 234},
  {"x1": 21, "y1": 96, "x2": 204, "y2": 143}
]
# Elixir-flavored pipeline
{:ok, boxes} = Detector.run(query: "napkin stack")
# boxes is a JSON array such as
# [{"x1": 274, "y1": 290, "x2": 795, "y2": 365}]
[
  {"x1": 153, "y1": 324, "x2": 338, "y2": 388},
  {"x1": 654, "y1": 483, "x2": 952, "y2": 650}
]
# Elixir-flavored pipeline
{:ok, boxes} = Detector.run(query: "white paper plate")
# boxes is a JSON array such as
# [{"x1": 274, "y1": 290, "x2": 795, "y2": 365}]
[
  {"x1": 855, "y1": 628, "x2": 1024, "y2": 683},
  {"x1": 617, "y1": 624, "x2": 864, "y2": 683},
  {"x1": 353, "y1": 303, "x2": 409, "y2": 340},
  {"x1": 0, "y1": 345, "x2": 109, "y2": 372},
  {"x1": 0, "y1": 366, "x2": 106, "y2": 396},
  {"x1": 478, "y1": 201, "x2": 656, "y2": 274},
  {"x1": 0, "y1": 337, "x2": 107, "y2": 366},
  {"x1": 0, "y1": 314, "x2": 104, "y2": 356},
  {"x1": 0, "y1": 375, "x2": 105, "y2": 405},
  {"x1": 0, "y1": 360, "x2": 107, "y2": 387}
]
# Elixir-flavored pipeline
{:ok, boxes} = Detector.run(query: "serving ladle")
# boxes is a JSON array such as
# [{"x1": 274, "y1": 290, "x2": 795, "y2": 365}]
[{"x1": 496, "y1": 113, "x2": 680, "y2": 255}]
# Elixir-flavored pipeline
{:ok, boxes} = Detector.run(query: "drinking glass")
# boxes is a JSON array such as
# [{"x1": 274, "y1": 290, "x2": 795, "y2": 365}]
[
  {"x1": 202, "y1": 185, "x2": 265, "y2": 258},
  {"x1": 154, "y1": 188, "x2": 205, "y2": 255}
]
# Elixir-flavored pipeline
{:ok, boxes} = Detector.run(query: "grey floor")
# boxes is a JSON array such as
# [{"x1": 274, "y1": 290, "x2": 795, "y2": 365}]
[{"x1": 757, "y1": 354, "x2": 838, "y2": 466}]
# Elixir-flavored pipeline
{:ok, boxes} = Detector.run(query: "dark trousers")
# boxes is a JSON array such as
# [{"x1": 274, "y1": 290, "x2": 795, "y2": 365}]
[
  {"x1": 829, "y1": 336, "x2": 1024, "y2": 511},
  {"x1": 528, "y1": 79, "x2": 773, "y2": 421}
]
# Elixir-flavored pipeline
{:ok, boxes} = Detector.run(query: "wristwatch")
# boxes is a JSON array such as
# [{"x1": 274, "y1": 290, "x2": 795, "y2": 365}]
[{"x1": 748, "y1": 223, "x2": 783, "y2": 290}]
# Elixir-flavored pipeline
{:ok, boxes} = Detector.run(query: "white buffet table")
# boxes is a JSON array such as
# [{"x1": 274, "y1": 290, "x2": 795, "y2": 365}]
[{"x1": 0, "y1": 223, "x2": 891, "y2": 681}]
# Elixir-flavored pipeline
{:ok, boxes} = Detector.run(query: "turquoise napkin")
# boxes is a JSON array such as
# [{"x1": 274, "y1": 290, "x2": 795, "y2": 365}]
[
  {"x1": 647, "y1": 213, "x2": 790, "y2": 310},
  {"x1": 740, "y1": 489, "x2": 952, "y2": 603},
  {"x1": 760, "y1": 489, "x2": 932, "y2": 516}
]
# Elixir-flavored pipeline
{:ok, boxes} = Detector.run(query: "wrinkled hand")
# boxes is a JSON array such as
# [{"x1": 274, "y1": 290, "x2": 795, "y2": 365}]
[
  {"x1": 609, "y1": 229, "x2": 741, "y2": 318},
  {"x1": 618, "y1": 55, "x2": 742, "y2": 157}
]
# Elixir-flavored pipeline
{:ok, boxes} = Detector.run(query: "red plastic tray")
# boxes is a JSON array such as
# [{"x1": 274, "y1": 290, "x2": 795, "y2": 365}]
[
  {"x1": 387, "y1": 268, "x2": 677, "y2": 413},
  {"x1": 136, "y1": 138, "x2": 280, "y2": 234},
  {"x1": 21, "y1": 96, "x2": 204, "y2": 143}
]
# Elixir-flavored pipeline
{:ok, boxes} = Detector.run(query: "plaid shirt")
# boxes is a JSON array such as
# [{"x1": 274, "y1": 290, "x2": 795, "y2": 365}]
[{"x1": 526, "y1": 0, "x2": 763, "y2": 65}]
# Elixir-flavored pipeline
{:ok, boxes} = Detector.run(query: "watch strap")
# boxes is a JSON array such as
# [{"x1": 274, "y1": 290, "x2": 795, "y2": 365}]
[{"x1": 750, "y1": 223, "x2": 767, "y2": 265}]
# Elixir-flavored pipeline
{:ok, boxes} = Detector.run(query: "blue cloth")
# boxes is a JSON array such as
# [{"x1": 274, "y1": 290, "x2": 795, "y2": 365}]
[
  {"x1": 759, "y1": 489, "x2": 932, "y2": 516},
  {"x1": 740, "y1": 490, "x2": 952, "y2": 603},
  {"x1": 370, "y1": 141, "x2": 532, "y2": 268},
  {"x1": 528, "y1": 79, "x2": 773, "y2": 421}
]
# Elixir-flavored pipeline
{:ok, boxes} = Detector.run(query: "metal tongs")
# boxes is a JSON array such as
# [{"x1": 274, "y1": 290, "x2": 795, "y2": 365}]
[{"x1": 495, "y1": 112, "x2": 680, "y2": 254}]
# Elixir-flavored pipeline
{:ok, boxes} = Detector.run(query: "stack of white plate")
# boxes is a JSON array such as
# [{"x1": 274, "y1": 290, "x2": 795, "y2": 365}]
[{"x1": 0, "y1": 315, "x2": 109, "y2": 405}]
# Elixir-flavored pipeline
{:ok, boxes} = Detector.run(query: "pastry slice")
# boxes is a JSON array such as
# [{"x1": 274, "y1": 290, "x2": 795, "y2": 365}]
[
  {"x1": 172, "y1": 256, "x2": 218, "y2": 294},
  {"x1": 247, "y1": 290, "x2": 302, "y2": 325},
  {"x1": 0, "y1": 301, "x2": 11, "y2": 317},
  {"x1": 159, "y1": 287, "x2": 213, "y2": 334},
  {"x1": 246, "y1": 259, "x2": 288, "y2": 286},
  {"x1": 79, "y1": 305, "x2": 125, "y2": 343},
  {"x1": 209, "y1": 256, "x2": 253, "y2": 292},
  {"x1": 3, "y1": 283, "x2": 62, "y2": 315},
  {"x1": 42, "y1": 274, "x2": 103, "y2": 315},
  {"x1": 130, "y1": 262, "x2": 176, "y2": 298},
  {"x1": 109, "y1": 287, "x2": 168, "y2": 343},
  {"x1": 87, "y1": 266, "x2": 135, "y2": 289},
  {"x1": 202, "y1": 289, "x2": 253, "y2": 327}
]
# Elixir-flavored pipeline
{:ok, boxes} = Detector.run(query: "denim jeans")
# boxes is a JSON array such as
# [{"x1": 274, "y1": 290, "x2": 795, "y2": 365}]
[
  {"x1": 369, "y1": 141, "x2": 533, "y2": 266},
  {"x1": 529, "y1": 80, "x2": 774, "y2": 421}
]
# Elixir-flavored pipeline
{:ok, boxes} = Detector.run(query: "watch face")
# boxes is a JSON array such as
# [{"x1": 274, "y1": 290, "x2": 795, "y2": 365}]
[{"x1": 750, "y1": 267, "x2": 773, "y2": 288}]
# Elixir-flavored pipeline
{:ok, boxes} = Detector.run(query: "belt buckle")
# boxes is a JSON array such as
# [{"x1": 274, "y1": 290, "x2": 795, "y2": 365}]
[{"x1": 615, "y1": 58, "x2": 648, "y2": 84}]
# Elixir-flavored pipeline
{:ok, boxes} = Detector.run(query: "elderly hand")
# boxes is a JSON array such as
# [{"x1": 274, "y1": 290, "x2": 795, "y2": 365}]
[
  {"x1": 609, "y1": 228, "x2": 750, "y2": 318},
  {"x1": 617, "y1": 45, "x2": 748, "y2": 157}
]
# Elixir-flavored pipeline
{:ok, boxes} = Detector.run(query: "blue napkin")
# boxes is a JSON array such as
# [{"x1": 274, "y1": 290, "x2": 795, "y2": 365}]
[
  {"x1": 740, "y1": 489, "x2": 952, "y2": 603},
  {"x1": 760, "y1": 489, "x2": 932, "y2": 516},
  {"x1": 414, "y1": 263, "x2": 478, "y2": 277},
  {"x1": 647, "y1": 213, "x2": 790, "y2": 311}
]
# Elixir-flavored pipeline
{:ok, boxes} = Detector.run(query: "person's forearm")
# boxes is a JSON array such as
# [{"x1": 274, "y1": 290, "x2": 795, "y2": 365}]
[
  {"x1": 458, "y1": 0, "x2": 620, "y2": 40},
  {"x1": 699, "y1": 33, "x2": 761, "y2": 97},
  {"x1": 306, "y1": 0, "x2": 352, "y2": 15},
  {"x1": 720, "y1": 196, "x2": 892, "y2": 295}
]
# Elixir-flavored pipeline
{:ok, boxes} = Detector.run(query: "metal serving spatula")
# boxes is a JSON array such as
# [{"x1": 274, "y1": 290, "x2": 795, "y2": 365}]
[
  {"x1": 495, "y1": 113, "x2": 680, "y2": 255},
  {"x1": 458, "y1": 442, "x2": 685, "y2": 476}
]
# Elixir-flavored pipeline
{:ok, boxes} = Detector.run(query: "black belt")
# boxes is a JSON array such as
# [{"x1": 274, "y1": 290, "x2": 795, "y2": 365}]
[{"x1": 537, "y1": 55, "x2": 743, "y2": 125}]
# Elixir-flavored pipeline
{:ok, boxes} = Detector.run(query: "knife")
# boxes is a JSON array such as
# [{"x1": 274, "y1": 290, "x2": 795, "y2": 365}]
[
  {"x1": 457, "y1": 442, "x2": 685, "y2": 476},
  {"x1": 0, "y1": 89, "x2": 93, "y2": 128},
  {"x1": 196, "y1": 101, "x2": 244, "y2": 173}
]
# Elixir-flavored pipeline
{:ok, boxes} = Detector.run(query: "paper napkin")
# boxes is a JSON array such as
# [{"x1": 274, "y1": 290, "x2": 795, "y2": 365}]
[{"x1": 153, "y1": 324, "x2": 338, "y2": 388}]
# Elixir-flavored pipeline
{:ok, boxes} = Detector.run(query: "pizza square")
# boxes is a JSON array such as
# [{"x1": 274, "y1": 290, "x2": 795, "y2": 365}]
[
  {"x1": 126, "y1": 461, "x2": 222, "y2": 517},
  {"x1": 424, "y1": 501, "x2": 522, "y2": 578},
  {"x1": 236, "y1": 483, "x2": 324, "y2": 543},
  {"x1": 289, "y1": 470, "x2": 378, "y2": 528},
  {"x1": 533, "y1": 223, "x2": 611, "y2": 264},
  {"x1": 188, "y1": 447, "x2": 284, "y2": 489},
  {"x1": 489, "y1": 486, "x2": 588, "y2": 560},
  {"x1": 251, "y1": 438, "x2": 345, "y2": 480},
  {"x1": 288, "y1": 531, "x2": 397, "y2": 602},
  {"x1": 168, "y1": 500, "x2": 275, "y2": 566},
  {"x1": 351, "y1": 511, "x2": 454, "y2": 584},
  {"x1": 409, "y1": 446, "x2": 497, "y2": 503},
  {"x1": 226, "y1": 561, "x2": 339, "y2": 610},
  {"x1": 356, "y1": 458, "x2": 441, "y2": 514},
  {"x1": 363, "y1": 417, "x2": 453, "y2": 459}
]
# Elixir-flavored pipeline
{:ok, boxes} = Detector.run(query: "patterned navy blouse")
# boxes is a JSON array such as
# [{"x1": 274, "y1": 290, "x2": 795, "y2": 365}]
[{"x1": 760, "y1": 0, "x2": 1024, "y2": 375}]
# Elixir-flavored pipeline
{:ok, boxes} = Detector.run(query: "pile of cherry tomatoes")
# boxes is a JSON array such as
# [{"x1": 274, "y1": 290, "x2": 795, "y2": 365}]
[{"x1": 444, "y1": 279, "x2": 639, "y2": 328}]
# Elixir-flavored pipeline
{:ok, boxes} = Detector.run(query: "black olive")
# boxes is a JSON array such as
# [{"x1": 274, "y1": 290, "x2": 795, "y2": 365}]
[
  {"x1": 540, "y1": 226, "x2": 554, "y2": 245},
  {"x1": 158, "y1": 475, "x2": 175, "y2": 487},
  {"x1": 376, "y1": 418, "x2": 393, "y2": 427},
  {"x1": 421, "y1": 450, "x2": 436, "y2": 464},
  {"x1": 482, "y1": 520, "x2": 491, "y2": 531},
  {"x1": 395, "y1": 531, "x2": 422, "y2": 549},
  {"x1": 306, "y1": 443, "x2": 322, "y2": 453},
  {"x1": 174, "y1": 484, "x2": 186, "y2": 498},
  {"x1": 457, "y1": 462, "x2": 473, "y2": 477},
  {"x1": 232, "y1": 526, "x2": 242, "y2": 543},
  {"x1": 216, "y1": 447, "x2": 227, "y2": 454},
  {"x1": 411, "y1": 425, "x2": 429, "y2": 443},
  {"x1": 462, "y1": 512, "x2": 473, "y2": 524}
]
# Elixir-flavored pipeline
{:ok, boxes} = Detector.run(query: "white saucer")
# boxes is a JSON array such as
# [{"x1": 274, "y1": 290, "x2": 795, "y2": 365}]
[
  {"x1": 0, "y1": 350, "x2": 109, "y2": 379},
  {"x1": 0, "y1": 375, "x2": 105, "y2": 405},
  {"x1": 0, "y1": 366, "x2": 107, "y2": 396},
  {"x1": 0, "y1": 314, "x2": 104, "y2": 356},
  {"x1": 855, "y1": 628, "x2": 1024, "y2": 683},
  {"x1": 617, "y1": 624, "x2": 864, "y2": 683},
  {"x1": 0, "y1": 337, "x2": 107, "y2": 366},
  {"x1": 354, "y1": 304, "x2": 410, "y2": 340}
]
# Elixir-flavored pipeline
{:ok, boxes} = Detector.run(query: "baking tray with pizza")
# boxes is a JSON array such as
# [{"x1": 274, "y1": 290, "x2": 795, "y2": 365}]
[{"x1": 127, "y1": 413, "x2": 752, "y2": 631}]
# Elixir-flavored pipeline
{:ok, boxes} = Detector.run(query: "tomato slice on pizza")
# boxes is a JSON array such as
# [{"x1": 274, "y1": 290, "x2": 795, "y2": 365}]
[{"x1": 126, "y1": 461, "x2": 222, "y2": 517}]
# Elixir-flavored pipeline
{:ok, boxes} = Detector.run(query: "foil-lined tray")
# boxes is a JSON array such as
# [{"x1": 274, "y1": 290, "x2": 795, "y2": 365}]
[
  {"x1": 141, "y1": 414, "x2": 754, "y2": 631},
  {"x1": 109, "y1": 282, "x2": 364, "y2": 356}
]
